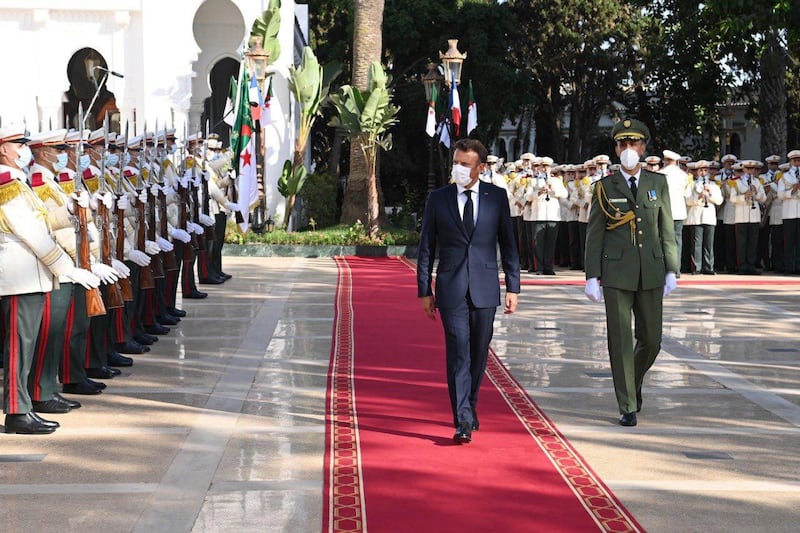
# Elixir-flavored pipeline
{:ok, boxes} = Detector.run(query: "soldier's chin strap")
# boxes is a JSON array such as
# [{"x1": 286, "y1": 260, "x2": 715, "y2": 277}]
[{"x1": 594, "y1": 180, "x2": 637, "y2": 245}]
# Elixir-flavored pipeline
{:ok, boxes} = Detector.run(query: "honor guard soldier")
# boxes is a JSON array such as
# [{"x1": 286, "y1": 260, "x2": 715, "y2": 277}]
[
  {"x1": 661, "y1": 150, "x2": 691, "y2": 273},
  {"x1": 584, "y1": 119, "x2": 679, "y2": 427},
  {"x1": 180, "y1": 132, "x2": 208, "y2": 299},
  {"x1": 777, "y1": 150, "x2": 800, "y2": 274},
  {"x1": 645, "y1": 155, "x2": 661, "y2": 172},
  {"x1": 684, "y1": 160, "x2": 723, "y2": 274},
  {"x1": 729, "y1": 160, "x2": 766, "y2": 274},
  {"x1": 1, "y1": 124, "x2": 101, "y2": 433}
]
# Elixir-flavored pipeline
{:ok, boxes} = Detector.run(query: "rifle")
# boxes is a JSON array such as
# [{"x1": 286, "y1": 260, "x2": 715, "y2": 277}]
[
  {"x1": 96, "y1": 114, "x2": 125, "y2": 309},
  {"x1": 201, "y1": 121, "x2": 215, "y2": 250},
  {"x1": 135, "y1": 126, "x2": 156, "y2": 290},
  {"x1": 158, "y1": 132, "x2": 179, "y2": 272},
  {"x1": 145, "y1": 123, "x2": 165, "y2": 279},
  {"x1": 116, "y1": 121, "x2": 134, "y2": 301},
  {"x1": 190, "y1": 140, "x2": 207, "y2": 257},
  {"x1": 74, "y1": 103, "x2": 107, "y2": 317}
]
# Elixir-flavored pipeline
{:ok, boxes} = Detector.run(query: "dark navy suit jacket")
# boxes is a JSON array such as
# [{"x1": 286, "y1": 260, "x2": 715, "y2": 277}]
[{"x1": 417, "y1": 182, "x2": 520, "y2": 309}]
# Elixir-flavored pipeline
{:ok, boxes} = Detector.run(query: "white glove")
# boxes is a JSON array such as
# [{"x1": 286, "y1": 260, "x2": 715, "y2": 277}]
[
  {"x1": 182, "y1": 171, "x2": 192, "y2": 187},
  {"x1": 170, "y1": 228, "x2": 191, "y2": 243},
  {"x1": 91, "y1": 262, "x2": 120, "y2": 285},
  {"x1": 65, "y1": 267, "x2": 101, "y2": 290},
  {"x1": 156, "y1": 236, "x2": 174, "y2": 252},
  {"x1": 101, "y1": 192, "x2": 114, "y2": 210},
  {"x1": 70, "y1": 192, "x2": 90, "y2": 211},
  {"x1": 126, "y1": 249, "x2": 151, "y2": 267},
  {"x1": 192, "y1": 175, "x2": 201, "y2": 187},
  {"x1": 117, "y1": 194, "x2": 131, "y2": 211},
  {"x1": 187, "y1": 222, "x2": 202, "y2": 235},
  {"x1": 150, "y1": 183, "x2": 160, "y2": 197},
  {"x1": 584, "y1": 277, "x2": 603, "y2": 303},
  {"x1": 695, "y1": 181, "x2": 705, "y2": 193},
  {"x1": 138, "y1": 189, "x2": 148, "y2": 205},
  {"x1": 161, "y1": 184, "x2": 173, "y2": 195},
  {"x1": 199, "y1": 213, "x2": 214, "y2": 227},
  {"x1": 663, "y1": 272, "x2": 677, "y2": 296},
  {"x1": 203, "y1": 170, "x2": 211, "y2": 182},
  {"x1": 111, "y1": 258, "x2": 131, "y2": 278},
  {"x1": 144, "y1": 239, "x2": 161, "y2": 255},
  {"x1": 226, "y1": 202, "x2": 241, "y2": 213}
]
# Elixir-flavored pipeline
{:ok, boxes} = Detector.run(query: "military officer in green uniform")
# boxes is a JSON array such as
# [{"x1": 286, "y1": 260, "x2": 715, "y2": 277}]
[{"x1": 584, "y1": 119, "x2": 679, "y2": 427}]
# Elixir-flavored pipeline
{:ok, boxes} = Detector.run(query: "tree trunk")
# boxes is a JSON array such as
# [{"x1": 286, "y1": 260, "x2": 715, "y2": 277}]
[
  {"x1": 340, "y1": 0, "x2": 385, "y2": 226},
  {"x1": 758, "y1": 30, "x2": 787, "y2": 159}
]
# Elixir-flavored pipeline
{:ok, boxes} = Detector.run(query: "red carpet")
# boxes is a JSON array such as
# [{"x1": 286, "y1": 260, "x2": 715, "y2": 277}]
[{"x1": 323, "y1": 257, "x2": 642, "y2": 532}]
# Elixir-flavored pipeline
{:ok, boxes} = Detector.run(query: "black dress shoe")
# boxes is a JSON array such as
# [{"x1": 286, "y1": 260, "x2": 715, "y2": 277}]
[
  {"x1": 199, "y1": 277, "x2": 224, "y2": 284},
  {"x1": 183, "y1": 290, "x2": 208, "y2": 299},
  {"x1": 63, "y1": 381, "x2": 102, "y2": 395},
  {"x1": 168, "y1": 307, "x2": 187, "y2": 317},
  {"x1": 107, "y1": 351, "x2": 133, "y2": 367},
  {"x1": 117, "y1": 340, "x2": 148, "y2": 353},
  {"x1": 453, "y1": 422, "x2": 472, "y2": 444},
  {"x1": 221, "y1": 272, "x2": 232, "y2": 280},
  {"x1": 542, "y1": 269, "x2": 556, "y2": 275},
  {"x1": 105, "y1": 365, "x2": 122, "y2": 376},
  {"x1": 619, "y1": 412, "x2": 637, "y2": 426},
  {"x1": 138, "y1": 333, "x2": 159, "y2": 344},
  {"x1": 145, "y1": 324, "x2": 170, "y2": 335},
  {"x1": 32, "y1": 398, "x2": 71, "y2": 414},
  {"x1": 701, "y1": 270, "x2": 716, "y2": 275},
  {"x1": 4, "y1": 413, "x2": 57, "y2": 434},
  {"x1": 53, "y1": 393, "x2": 81, "y2": 409},
  {"x1": 86, "y1": 378, "x2": 107, "y2": 390},
  {"x1": 156, "y1": 314, "x2": 179, "y2": 326},
  {"x1": 472, "y1": 409, "x2": 480, "y2": 431},
  {"x1": 30, "y1": 412, "x2": 59, "y2": 428},
  {"x1": 86, "y1": 367, "x2": 116, "y2": 379}
]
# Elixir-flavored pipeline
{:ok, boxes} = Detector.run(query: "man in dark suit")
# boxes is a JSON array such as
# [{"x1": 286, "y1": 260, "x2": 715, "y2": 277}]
[
  {"x1": 584, "y1": 119, "x2": 679, "y2": 427},
  {"x1": 417, "y1": 139, "x2": 520, "y2": 444}
]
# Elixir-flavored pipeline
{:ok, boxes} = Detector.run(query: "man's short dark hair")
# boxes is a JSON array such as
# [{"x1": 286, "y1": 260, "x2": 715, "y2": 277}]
[{"x1": 454, "y1": 138, "x2": 488, "y2": 164}]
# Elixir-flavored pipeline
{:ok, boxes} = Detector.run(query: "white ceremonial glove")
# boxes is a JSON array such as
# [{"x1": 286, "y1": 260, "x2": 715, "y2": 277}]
[
  {"x1": 111, "y1": 258, "x2": 131, "y2": 278},
  {"x1": 117, "y1": 194, "x2": 131, "y2": 211},
  {"x1": 203, "y1": 170, "x2": 211, "y2": 182},
  {"x1": 91, "y1": 191, "x2": 105, "y2": 210},
  {"x1": 65, "y1": 267, "x2": 101, "y2": 290},
  {"x1": 150, "y1": 183, "x2": 160, "y2": 197},
  {"x1": 695, "y1": 181, "x2": 705, "y2": 194},
  {"x1": 156, "y1": 236, "x2": 174, "y2": 252},
  {"x1": 138, "y1": 189, "x2": 148, "y2": 205},
  {"x1": 126, "y1": 249, "x2": 151, "y2": 267},
  {"x1": 226, "y1": 202, "x2": 241, "y2": 213},
  {"x1": 584, "y1": 277, "x2": 603, "y2": 303},
  {"x1": 199, "y1": 213, "x2": 214, "y2": 227},
  {"x1": 70, "y1": 191, "x2": 90, "y2": 211},
  {"x1": 192, "y1": 175, "x2": 201, "y2": 187},
  {"x1": 170, "y1": 228, "x2": 191, "y2": 243},
  {"x1": 218, "y1": 175, "x2": 231, "y2": 188},
  {"x1": 144, "y1": 239, "x2": 161, "y2": 255},
  {"x1": 188, "y1": 222, "x2": 203, "y2": 235},
  {"x1": 101, "y1": 192, "x2": 114, "y2": 210},
  {"x1": 663, "y1": 272, "x2": 678, "y2": 297},
  {"x1": 91, "y1": 262, "x2": 120, "y2": 285},
  {"x1": 182, "y1": 170, "x2": 193, "y2": 187}
]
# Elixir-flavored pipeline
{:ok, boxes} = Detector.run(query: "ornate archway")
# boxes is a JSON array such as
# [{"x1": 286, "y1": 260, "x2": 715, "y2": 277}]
[{"x1": 63, "y1": 47, "x2": 119, "y2": 131}]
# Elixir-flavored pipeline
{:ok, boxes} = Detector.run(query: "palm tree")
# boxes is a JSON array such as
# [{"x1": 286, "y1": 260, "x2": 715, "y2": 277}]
[{"x1": 340, "y1": 0, "x2": 385, "y2": 226}]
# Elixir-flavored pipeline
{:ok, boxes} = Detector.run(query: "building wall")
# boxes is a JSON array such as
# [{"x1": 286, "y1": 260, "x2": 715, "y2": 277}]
[{"x1": 0, "y1": 0, "x2": 301, "y2": 225}]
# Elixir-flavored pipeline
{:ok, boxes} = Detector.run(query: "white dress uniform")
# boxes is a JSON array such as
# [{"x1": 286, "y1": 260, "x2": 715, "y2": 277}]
[
  {"x1": 729, "y1": 172, "x2": 766, "y2": 272},
  {"x1": 777, "y1": 164, "x2": 800, "y2": 272}
]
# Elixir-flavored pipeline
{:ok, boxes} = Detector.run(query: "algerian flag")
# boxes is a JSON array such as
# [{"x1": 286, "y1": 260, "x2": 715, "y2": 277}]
[
  {"x1": 425, "y1": 83, "x2": 438, "y2": 137},
  {"x1": 466, "y1": 80, "x2": 477, "y2": 135},
  {"x1": 450, "y1": 72, "x2": 461, "y2": 136},
  {"x1": 232, "y1": 69, "x2": 258, "y2": 232},
  {"x1": 249, "y1": 74, "x2": 263, "y2": 121},
  {"x1": 223, "y1": 72, "x2": 240, "y2": 127},
  {"x1": 262, "y1": 77, "x2": 273, "y2": 125}
]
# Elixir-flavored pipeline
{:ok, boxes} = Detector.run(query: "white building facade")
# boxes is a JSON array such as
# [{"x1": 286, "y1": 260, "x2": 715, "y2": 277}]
[{"x1": 0, "y1": 0, "x2": 307, "y2": 225}]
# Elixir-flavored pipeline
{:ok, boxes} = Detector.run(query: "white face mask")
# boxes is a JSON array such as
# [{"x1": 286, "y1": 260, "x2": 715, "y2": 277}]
[
  {"x1": 451, "y1": 164, "x2": 474, "y2": 187},
  {"x1": 54, "y1": 152, "x2": 68, "y2": 171},
  {"x1": 619, "y1": 148, "x2": 640, "y2": 171},
  {"x1": 105, "y1": 153, "x2": 119, "y2": 167},
  {"x1": 122, "y1": 152, "x2": 131, "y2": 166},
  {"x1": 14, "y1": 145, "x2": 33, "y2": 169},
  {"x1": 77, "y1": 153, "x2": 91, "y2": 171}
]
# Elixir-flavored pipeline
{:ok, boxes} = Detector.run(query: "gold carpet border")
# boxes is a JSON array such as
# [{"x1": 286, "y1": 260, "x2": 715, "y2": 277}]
[{"x1": 326, "y1": 257, "x2": 367, "y2": 532}]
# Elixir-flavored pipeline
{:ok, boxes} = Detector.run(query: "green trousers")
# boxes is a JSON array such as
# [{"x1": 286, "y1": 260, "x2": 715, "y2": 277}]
[
  {"x1": 3, "y1": 292, "x2": 46, "y2": 414},
  {"x1": 30, "y1": 283, "x2": 73, "y2": 401},
  {"x1": 602, "y1": 286, "x2": 663, "y2": 414}
]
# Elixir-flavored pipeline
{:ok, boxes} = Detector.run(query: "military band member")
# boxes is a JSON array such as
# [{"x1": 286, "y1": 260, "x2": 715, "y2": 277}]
[
  {"x1": 529, "y1": 157, "x2": 566, "y2": 274},
  {"x1": 563, "y1": 165, "x2": 582, "y2": 269},
  {"x1": 777, "y1": 150, "x2": 800, "y2": 274},
  {"x1": 718, "y1": 156, "x2": 739, "y2": 272},
  {"x1": 661, "y1": 150, "x2": 690, "y2": 274},
  {"x1": 760, "y1": 155, "x2": 782, "y2": 271},
  {"x1": 685, "y1": 160, "x2": 723, "y2": 274},
  {"x1": 729, "y1": 160, "x2": 766, "y2": 274},
  {"x1": 645, "y1": 155, "x2": 661, "y2": 172}
]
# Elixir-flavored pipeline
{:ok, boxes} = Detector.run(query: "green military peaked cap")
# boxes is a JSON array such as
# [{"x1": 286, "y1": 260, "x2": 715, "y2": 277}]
[{"x1": 611, "y1": 119, "x2": 650, "y2": 141}]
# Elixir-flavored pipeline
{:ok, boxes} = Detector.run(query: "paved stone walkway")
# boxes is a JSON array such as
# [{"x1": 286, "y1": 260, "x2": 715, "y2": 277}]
[{"x1": 1, "y1": 257, "x2": 798, "y2": 532}]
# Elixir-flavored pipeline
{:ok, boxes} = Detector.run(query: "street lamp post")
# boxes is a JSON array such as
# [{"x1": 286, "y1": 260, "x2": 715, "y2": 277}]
[
  {"x1": 437, "y1": 39, "x2": 467, "y2": 177},
  {"x1": 422, "y1": 62, "x2": 443, "y2": 191},
  {"x1": 244, "y1": 36, "x2": 271, "y2": 233}
]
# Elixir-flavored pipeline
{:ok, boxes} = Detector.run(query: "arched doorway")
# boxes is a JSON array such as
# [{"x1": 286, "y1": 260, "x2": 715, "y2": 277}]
[
  {"x1": 63, "y1": 47, "x2": 119, "y2": 131},
  {"x1": 201, "y1": 57, "x2": 240, "y2": 147},
  {"x1": 729, "y1": 133, "x2": 742, "y2": 159}
]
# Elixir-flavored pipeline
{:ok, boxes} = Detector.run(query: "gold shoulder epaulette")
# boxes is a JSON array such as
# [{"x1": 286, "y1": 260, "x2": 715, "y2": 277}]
[{"x1": 0, "y1": 178, "x2": 25, "y2": 206}]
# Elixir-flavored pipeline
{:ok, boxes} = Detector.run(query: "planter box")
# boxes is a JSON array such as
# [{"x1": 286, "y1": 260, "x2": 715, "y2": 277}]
[{"x1": 222, "y1": 244, "x2": 419, "y2": 258}]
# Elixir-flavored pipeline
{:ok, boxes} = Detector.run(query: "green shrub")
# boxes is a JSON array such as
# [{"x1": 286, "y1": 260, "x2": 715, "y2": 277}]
[
  {"x1": 225, "y1": 220, "x2": 419, "y2": 246},
  {"x1": 299, "y1": 171, "x2": 339, "y2": 229}
]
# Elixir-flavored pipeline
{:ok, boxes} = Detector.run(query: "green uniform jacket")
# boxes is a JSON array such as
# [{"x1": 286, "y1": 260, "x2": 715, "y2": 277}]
[{"x1": 585, "y1": 169, "x2": 679, "y2": 291}]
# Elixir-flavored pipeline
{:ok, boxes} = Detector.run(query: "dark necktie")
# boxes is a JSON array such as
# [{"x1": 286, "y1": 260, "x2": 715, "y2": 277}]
[
  {"x1": 629, "y1": 176, "x2": 638, "y2": 198},
  {"x1": 463, "y1": 189, "x2": 474, "y2": 235}
]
